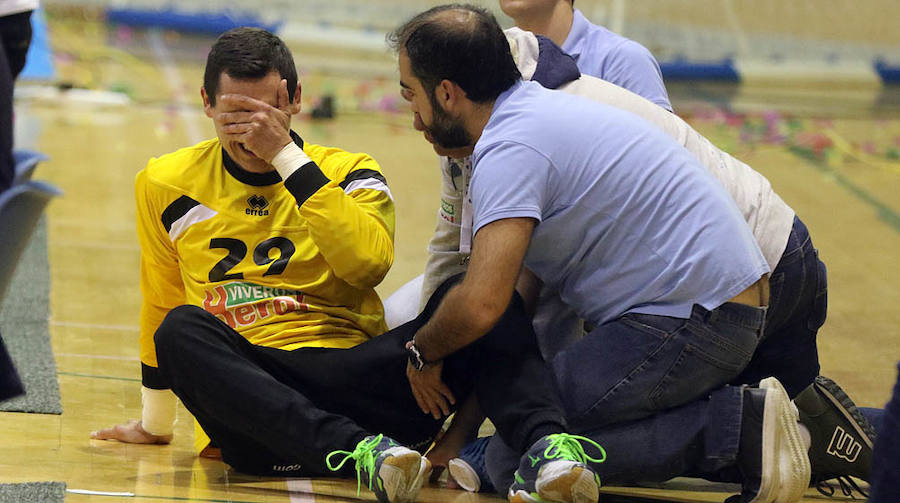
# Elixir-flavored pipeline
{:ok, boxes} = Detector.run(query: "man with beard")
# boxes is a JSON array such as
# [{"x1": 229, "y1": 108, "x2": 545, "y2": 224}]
[
  {"x1": 390, "y1": 5, "x2": 814, "y2": 502},
  {"x1": 382, "y1": 19, "x2": 876, "y2": 500}
]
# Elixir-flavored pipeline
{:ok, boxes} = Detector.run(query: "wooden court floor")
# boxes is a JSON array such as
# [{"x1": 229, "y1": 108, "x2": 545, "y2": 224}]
[{"x1": 1, "y1": 17, "x2": 899, "y2": 503}]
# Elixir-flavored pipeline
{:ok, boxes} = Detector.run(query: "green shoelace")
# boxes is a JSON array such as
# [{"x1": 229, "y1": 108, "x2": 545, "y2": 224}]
[
  {"x1": 326, "y1": 434, "x2": 387, "y2": 495},
  {"x1": 542, "y1": 433, "x2": 607, "y2": 485}
]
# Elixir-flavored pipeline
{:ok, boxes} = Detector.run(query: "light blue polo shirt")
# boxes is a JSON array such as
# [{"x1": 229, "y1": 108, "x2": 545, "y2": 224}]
[
  {"x1": 471, "y1": 81, "x2": 768, "y2": 326},
  {"x1": 562, "y1": 9, "x2": 672, "y2": 112}
]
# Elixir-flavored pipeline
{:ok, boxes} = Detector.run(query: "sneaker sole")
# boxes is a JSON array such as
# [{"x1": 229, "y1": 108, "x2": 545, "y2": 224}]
[
  {"x1": 751, "y1": 379, "x2": 780, "y2": 503},
  {"x1": 814, "y1": 376, "x2": 876, "y2": 449},
  {"x1": 408, "y1": 456, "x2": 431, "y2": 499},
  {"x1": 448, "y1": 458, "x2": 481, "y2": 492},
  {"x1": 536, "y1": 461, "x2": 599, "y2": 503},
  {"x1": 379, "y1": 450, "x2": 425, "y2": 503},
  {"x1": 509, "y1": 489, "x2": 542, "y2": 503},
  {"x1": 760, "y1": 377, "x2": 811, "y2": 503}
]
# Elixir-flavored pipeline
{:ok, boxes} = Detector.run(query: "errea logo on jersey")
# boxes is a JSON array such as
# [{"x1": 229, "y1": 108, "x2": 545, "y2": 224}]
[{"x1": 246, "y1": 195, "x2": 269, "y2": 216}]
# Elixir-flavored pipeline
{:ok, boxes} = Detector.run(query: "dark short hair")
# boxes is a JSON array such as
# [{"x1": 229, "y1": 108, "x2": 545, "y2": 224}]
[
  {"x1": 203, "y1": 27, "x2": 298, "y2": 106},
  {"x1": 388, "y1": 4, "x2": 521, "y2": 103}
]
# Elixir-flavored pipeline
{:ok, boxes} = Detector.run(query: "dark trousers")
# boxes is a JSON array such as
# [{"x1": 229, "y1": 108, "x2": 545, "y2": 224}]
[
  {"x1": 0, "y1": 10, "x2": 33, "y2": 192},
  {"x1": 733, "y1": 216, "x2": 825, "y2": 398},
  {"x1": 154, "y1": 276, "x2": 567, "y2": 477},
  {"x1": 869, "y1": 363, "x2": 900, "y2": 503}
]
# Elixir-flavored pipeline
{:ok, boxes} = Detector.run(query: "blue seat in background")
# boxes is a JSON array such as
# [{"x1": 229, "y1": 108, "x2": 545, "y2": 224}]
[
  {"x1": 0, "y1": 180, "x2": 62, "y2": 307},
  {"x1": 12, "y1": 150, "x2": 49, "y2": 185}
]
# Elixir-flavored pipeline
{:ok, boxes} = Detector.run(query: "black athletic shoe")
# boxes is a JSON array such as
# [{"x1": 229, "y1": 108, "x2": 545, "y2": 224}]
[
  {"x1": 325, "y1": 434, "x2": 429, "y2": 503},
  {"x1": 732, "y1": 378, "x2": 810, "y2": 503},
  {"x1": 508, "y1": 433, "x2": 605, "y2": 503},
  {"x1": 795, "y1": 375, "x2": 876, "y2": 497}
]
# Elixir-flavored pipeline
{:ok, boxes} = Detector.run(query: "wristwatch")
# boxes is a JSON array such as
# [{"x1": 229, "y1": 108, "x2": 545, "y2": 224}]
[{"x1": 407, "y1": 340, "x2": 427, "y2": 371}]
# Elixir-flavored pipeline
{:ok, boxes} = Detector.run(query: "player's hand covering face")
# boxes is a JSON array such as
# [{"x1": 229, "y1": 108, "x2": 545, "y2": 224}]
[{"x1": 205, "y1": 71, "x2": 299, "y2": 173}]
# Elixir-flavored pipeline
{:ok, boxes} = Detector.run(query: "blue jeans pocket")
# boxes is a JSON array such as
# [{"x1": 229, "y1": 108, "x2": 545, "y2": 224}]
[
  {"x1": 559, "y1": 314, "x2": 684, "y2": 426},
  {"x1": 649, "y1": 321, "x2": 756, "y2": 411}
]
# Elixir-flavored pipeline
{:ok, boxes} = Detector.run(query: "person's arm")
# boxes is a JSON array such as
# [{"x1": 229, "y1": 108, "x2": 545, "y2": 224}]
[
  {"x1": 285, "y1": 148, "x2": 395, "y2": 288},
  {"x1": 405, "y1": 217, "x2": 535, "y2": 418},
  {"x1": 407, "y1": 139, "x2": 549, "y2": 417},
  {"x1": 92, "y1": 168, "x2": 182, "y2": 444},
  {"x1": 424, "y1": 264, "x2": 541, "y2": 479},
  {"x1": 415, "y1": 217, "x2": 534, "y2": 361},
  {"x1": 218, "y1": 86, "x2": 395, "y2": 289},
  {"x1": 421, "y1": 156, "x2": 470, "y2": 309}
]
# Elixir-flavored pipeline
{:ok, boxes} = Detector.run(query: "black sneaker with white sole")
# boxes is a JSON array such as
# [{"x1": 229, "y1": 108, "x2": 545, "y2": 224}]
[
  {"x1": 325, "y1": 434, "x2": 427, "y2": 503},
  {"x1": 794, "y1": 375, "x2": 876, "y2": 497}
]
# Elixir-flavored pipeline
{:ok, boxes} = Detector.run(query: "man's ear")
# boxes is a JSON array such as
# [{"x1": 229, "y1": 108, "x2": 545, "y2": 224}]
[
  {"x1": 201, "y1": 87, "x2": 214, "y2": 118},
  {"x1": 288, "y1": 82, "x2": 302, "y2": 115},
  {"x1": 435, "y1": 79, "x2": 465, "y2": 114}
]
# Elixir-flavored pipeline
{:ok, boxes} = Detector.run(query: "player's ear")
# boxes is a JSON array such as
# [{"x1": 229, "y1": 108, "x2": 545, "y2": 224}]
[
  {"x1": 289, "y1": 82, "x2": 302, "y2": 115},
  {"x1": 201, "y1": 87, "x2": 214, "y2": 118}
]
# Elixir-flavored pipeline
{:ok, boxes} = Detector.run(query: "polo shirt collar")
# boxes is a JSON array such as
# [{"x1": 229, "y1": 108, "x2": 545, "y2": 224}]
[{"x1": 562, "y1": 9, "x2": 590, "y2": 58}]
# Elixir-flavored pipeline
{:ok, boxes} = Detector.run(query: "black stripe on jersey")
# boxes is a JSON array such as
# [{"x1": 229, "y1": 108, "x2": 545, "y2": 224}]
[
  {"x1": 223, "y1": 150, "x2": 281, "y2": 186},
  {"x1": 284, "y1": 162, "x2": 331, "y2": 205},
  {"x1": 142, "y1": 362, "x2": 169, "y2": 389},
  {"x1": 339, "y1": 169, "x2": 388, "y2": 190},
  {"x1": 161, "y1": 195, "x2": 200, "y2": 233}
]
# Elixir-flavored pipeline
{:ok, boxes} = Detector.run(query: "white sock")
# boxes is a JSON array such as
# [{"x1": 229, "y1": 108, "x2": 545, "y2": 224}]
[{"x1": 798, "y1": 422, "x2": 812, "y2": 451}]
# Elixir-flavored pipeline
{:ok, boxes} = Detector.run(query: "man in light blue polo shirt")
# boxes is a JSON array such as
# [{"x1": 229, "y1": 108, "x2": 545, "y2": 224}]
[
  {"x1": 470, "y1": 82, "x2": 766, "y2": 328},
  {"x1": 500, "y1": 0, "x2": 672, "y2": 111},
  {"x1": 391, "y1": 5, "x2": 811, "y2": 503}
]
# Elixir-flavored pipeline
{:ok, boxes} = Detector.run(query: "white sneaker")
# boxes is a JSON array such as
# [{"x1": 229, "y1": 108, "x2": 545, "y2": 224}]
[{"x1": 759, "y1": 377, "x2": 811, "y2": 503}]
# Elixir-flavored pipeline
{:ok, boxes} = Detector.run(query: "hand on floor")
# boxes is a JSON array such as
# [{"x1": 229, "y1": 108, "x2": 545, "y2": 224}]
[{"x1": 90, "y1": 419, "x2": 172, "y2": 444}]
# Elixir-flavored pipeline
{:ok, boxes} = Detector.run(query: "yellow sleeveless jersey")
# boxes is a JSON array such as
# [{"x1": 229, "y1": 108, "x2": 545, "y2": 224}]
[{"x1": 135, "y1": 133, "x2": 395, "y2": 389}]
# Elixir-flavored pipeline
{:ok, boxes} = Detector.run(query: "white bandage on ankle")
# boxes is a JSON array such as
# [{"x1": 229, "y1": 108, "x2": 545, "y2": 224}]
[
  {"x1": 271, "y1": 142, "x2": 312, "y2": 180},
  {"x1": 141, "y1": 386, "x2": 177, "y2": 436}
]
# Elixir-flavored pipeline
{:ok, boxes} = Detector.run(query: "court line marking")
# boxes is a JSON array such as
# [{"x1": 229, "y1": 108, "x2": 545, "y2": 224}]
[
  {"x1": 50, "y1": 240, "x2": 141, "y2": 251},
  {"x1": 287, "y1": 479, "x2": 316, "y2": 503},
  {"x1": 57, "y1": 371, "x2": 140, "y2": 383},
  {"x1": 67, "y1": 489, "x2": 135, "y2": 497},
  {"x1": 56, "y1": 352, "x2": 138, "y2": 361},
  {"x1": 51, "y1": 320, "x2": 140, "y2": 332},
  {"x1": 66, "y1": 489, "x2": 270, "y2": 502}
]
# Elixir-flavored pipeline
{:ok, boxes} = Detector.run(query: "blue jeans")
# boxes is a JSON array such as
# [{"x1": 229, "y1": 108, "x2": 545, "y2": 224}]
[
  {"x1": 733, "y1": 216, "x2": 825, "y2": 398},
  {"x1": 486, "y1": 301, "x2": 767, "y2": 490},
  {"x1": 869, "y1": 363, "x2": 900, "y2": 503}
]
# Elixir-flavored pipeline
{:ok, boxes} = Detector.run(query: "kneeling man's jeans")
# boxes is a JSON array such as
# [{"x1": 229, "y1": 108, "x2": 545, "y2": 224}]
[{"x1": 487, "y1": 302, "x2": 766, "y2": 490}]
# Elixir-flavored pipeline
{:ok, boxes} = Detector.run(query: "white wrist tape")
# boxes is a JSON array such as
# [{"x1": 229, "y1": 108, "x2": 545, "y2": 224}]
[
  {"x1": 271, "y1": 142, "x2": 312, "y2": 180},
  {"x1": 141, "y1": 386, "x2": 177, "y2": 436}
]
